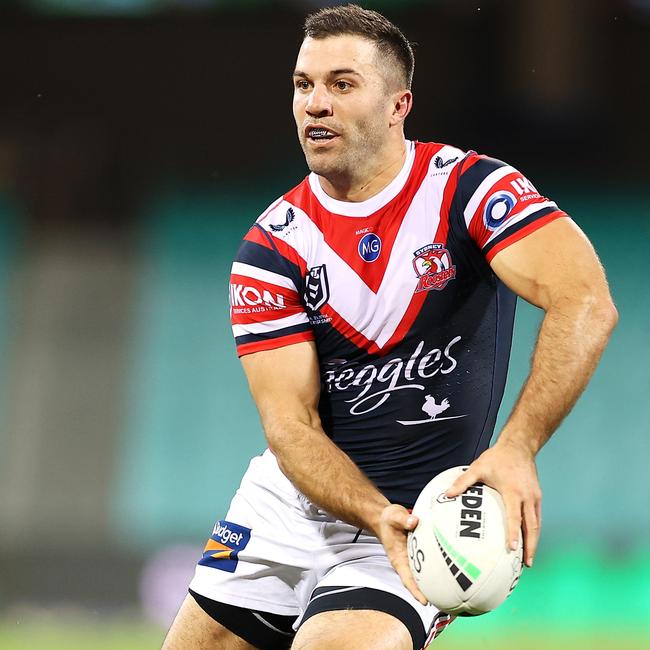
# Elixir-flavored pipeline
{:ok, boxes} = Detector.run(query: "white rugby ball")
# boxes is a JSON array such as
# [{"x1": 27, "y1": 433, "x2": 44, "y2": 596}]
[{"x1": 407, "y1": 466, "x2": 523, "y2": 616}]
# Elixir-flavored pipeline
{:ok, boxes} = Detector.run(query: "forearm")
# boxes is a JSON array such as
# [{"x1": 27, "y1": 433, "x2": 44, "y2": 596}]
[
  {"x1": 498, "y1": 295, "x2": 617, "y2": 454},
  {"x1": 266, "y1": 416, "x2": 389, "y2": 534}
]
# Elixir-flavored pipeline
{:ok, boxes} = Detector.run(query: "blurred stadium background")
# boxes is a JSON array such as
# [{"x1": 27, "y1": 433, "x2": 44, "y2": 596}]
[{"x1": 0, "y1": 0, "x2": 648, "y2": 648}]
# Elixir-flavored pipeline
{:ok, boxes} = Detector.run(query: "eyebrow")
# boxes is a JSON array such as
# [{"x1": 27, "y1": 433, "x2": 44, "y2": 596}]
[{"x1": 292, "y1": 68, "x2": 363, "y2": 79}]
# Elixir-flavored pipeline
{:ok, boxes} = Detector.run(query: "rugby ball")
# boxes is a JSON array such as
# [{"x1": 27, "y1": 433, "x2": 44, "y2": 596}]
[{"x1": 407, "y1": 466, "x2": 523, "y2": 616}]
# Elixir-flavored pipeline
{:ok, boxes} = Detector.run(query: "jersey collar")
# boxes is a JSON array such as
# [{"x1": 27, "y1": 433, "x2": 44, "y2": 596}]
[{"x1": 308, "y1": 140, "x2": 416, "y2": 217}]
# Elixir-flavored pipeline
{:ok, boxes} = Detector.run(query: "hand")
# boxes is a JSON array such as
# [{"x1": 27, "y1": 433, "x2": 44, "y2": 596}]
[
  {"x1": 376, "y1": 504, "x2": 429, "y2": 605},
  {"x1": 445, "y1": 440, "x2": 542, "y2": 567}
]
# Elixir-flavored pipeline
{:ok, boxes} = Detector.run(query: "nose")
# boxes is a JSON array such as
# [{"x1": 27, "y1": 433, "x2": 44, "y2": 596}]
[{"x1": 305, "y1": 83, "x2": 333, "y2": 118}]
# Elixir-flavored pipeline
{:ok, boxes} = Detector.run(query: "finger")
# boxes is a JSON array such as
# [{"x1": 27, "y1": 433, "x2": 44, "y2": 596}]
[
  {"x1": 503, "y1": 493, "x2": 523, "y2": 552},
  {"x1": 382, "y1": 522, "x2": 428, "y2": 605},
  {"x1": 405, "y1": 514, "x2": 418, "y2": 531},
  {"x1": 522, "y1": 500, "x2": 541, "y2": 567},
  {"x1": 383, "y1": 505, "x2": 418, "y2": 531},
  {"x1": 445, "y1": 468, "x2": 478, "y2": 497},
  {"x1": 393, "y1": 558, "x2": 428, "y2": 605},
  {"x1": 404, "y1": 573, "x2": 429, "y2": 605}
]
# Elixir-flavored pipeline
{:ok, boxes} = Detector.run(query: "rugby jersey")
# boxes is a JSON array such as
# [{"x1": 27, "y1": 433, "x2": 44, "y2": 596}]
[{"x1": 229, "y1": 140, "x2": 566, "y2": 507}]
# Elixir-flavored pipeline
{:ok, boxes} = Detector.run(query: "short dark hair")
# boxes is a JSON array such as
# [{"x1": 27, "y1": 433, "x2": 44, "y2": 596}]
[{"x1": 303, "y1": 4, "x2": 415, "y2": 90}]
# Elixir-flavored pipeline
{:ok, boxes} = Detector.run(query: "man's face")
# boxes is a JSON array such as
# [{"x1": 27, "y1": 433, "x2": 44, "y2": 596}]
[{"x1": 292, "y1": 35, "x2": 397, "y2": 180}]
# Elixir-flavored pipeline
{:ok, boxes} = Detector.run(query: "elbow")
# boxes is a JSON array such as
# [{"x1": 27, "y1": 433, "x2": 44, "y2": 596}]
[
  {"x1": 263, "y1": 409, "x2": 321, "y2": 454},
  {"x1": 590, "y1": 294, "x2": 619, "y2": 339},
  {"x1": 554, "y1": 287, "x2": 618, "y2": 341},
  {"x1": 598, "y1": 296, "x2": 618, "y2": 330}
]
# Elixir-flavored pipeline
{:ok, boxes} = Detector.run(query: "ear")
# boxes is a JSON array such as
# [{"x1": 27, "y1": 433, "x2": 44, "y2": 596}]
[{"x1": 389, "y1": 89, "x2": 413, "y2": 126}]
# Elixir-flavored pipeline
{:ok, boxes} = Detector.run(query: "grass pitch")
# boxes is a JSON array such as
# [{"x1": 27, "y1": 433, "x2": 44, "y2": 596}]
[{"x1": 0, "y1": 618, "x2": 647, "y2": 650}]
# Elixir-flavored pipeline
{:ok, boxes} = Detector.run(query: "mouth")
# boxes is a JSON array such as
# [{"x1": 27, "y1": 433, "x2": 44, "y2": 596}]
[{"x1": 304, "y1": 125, "x2": 339, "y2": 144}]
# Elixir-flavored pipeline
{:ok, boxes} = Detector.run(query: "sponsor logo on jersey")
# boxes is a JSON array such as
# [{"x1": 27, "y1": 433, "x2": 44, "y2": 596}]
[
  {"x1": 483, "y1": 190, "x2": 517, "y2": 230},
  {"x1": 358, "y1": 233, "x2": 382, "y2": 262},
  {"x1": 230, "y1": 284, "x2": 286, "y2": 313},
  {"x1": 323, "y1": 336, "x2": 462, "y2": 416},
  {"x1": 510, "y1": 176, "x2": 541, "y2": 202},
  {"x1": 309, "y1": 313, "x2": 332, "y2": 326},
  {"x1": 304, "y1": 265, "x2": 329, "y2": 311},
  {"x1": 397, "y1": 394, "x2": 467, "y2": 426},
  {"x1": 510, "y1": 176, "x2": 539, "y2": 198},
  {"x1": 269, "y1": 207, "x2": 296, "y2": 232},
  {"x1": 434, "y1": 155, "x2": 458, "y2": 169},
  {"x1": 413, "y1": 244, "x2": 456, "y2": 292},
  {"x1": 198, "y1": 519, "x2": 251, "y2": 573}
]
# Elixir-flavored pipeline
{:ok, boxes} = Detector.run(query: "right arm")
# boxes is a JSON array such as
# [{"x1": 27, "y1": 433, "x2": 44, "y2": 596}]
[{"x1": 241, "y1": 341, "x2": 427, "y2": 604}]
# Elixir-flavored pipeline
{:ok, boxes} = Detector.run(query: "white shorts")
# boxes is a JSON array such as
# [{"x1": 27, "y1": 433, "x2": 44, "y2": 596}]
[{"x1": 189, "y1": 450, "x2": 453, "y2": 649}]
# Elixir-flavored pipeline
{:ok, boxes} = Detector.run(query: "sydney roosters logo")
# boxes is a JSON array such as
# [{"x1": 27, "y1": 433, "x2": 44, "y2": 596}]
[{"x1": 413, "y1": 244, "x2": 456, "y2": 292}]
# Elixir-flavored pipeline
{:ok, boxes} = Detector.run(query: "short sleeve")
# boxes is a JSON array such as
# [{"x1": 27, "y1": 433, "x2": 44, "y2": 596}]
[
  {"x1": 457, "y1": 154, "x2": 568, "y2": 262},
  {"x1": 230, "y1": 223, "x2": 314, "y2": 357}
]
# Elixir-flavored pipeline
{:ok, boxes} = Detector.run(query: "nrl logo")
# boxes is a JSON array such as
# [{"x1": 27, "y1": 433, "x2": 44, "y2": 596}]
[
  {"x1": 304, "y1": 265, "x2": 329, "y2": 311},
  {"x1": 413, "y1": 244, "x2": 456, "y2": 293}
]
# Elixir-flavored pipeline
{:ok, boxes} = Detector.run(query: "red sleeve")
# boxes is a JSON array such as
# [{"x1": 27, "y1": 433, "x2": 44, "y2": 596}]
[
  {"x1": 230, "y1": 222, "x2": 313, "y2": 357},
  {"x1": 458, "y1": 154, "x2": 568, "y2": 262}
]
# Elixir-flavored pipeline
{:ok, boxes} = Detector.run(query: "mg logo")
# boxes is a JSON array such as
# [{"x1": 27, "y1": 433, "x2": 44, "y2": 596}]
[{"x1": 358, "y1": 233, "x2": 382, "y2": 262}]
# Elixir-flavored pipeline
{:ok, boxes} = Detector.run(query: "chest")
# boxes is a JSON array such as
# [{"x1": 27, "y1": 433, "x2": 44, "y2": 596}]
[{"x1": 295, "y1": 198, "x2": 461, "y2": 354}]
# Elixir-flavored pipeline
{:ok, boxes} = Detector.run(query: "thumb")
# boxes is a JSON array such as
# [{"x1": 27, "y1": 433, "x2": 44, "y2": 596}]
[
  {"x1": 383, "y1": 504, "x2": 418, "y2": 530},
  {"x1": 404, "y1": 514, "x2": 418, "y2": 530}
]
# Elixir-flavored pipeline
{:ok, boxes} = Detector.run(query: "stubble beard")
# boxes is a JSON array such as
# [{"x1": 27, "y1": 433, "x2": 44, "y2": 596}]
[{"x1": 299, "y1": 116, "x2": 387, "y2": 187}]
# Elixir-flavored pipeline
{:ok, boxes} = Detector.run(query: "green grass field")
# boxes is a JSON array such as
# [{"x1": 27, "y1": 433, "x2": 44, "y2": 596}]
[
  {"x1": 0, "y1": 619, "x2": 647, "y2": 650},
  {"x1": 434, "y1": 633, "x2": 649, "y2": 650},
  {"x1": 0, "y1": 619, "x2": 164, "y2": 650},
  {"x1": 0, "y1": 614, "x2": 650, "y2": 650},
  {"x1": 2, "y1": 549, "x2": 648, "y2": 650}
]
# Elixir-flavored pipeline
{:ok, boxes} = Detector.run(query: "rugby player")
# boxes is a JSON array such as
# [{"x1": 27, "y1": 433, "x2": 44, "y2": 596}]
[{"x1": 163, "y1": 5, "x2": 617, "y2": 649}]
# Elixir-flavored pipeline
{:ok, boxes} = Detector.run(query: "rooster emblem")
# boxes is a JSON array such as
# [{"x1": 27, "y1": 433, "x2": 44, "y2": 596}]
[
  {"x1": 397, "y1": 394, "x2": 467, "y2": 426},
  {"x1": 422, "y1": 395, "x2": 451, "y2": 420},
  {"x1": 412, "y1": 243, "x2": 456, "y2": 293}
]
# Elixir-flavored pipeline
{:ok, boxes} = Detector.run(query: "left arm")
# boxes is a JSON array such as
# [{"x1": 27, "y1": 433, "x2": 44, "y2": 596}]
[{"x1": 447, "y1": 217, "x2": 618, "y2": 566}]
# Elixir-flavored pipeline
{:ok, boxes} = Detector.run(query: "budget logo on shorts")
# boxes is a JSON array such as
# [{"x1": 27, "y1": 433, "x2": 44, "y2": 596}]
[
  {"x1": 198, "y1": 520, "x2": 251, "y2": 573},
  {"x1": 413, "y1": 244, "x2": 456, "y2": 292},
  {"x1": 304, "y1": 265, "x2": 329, "y2": 311}
]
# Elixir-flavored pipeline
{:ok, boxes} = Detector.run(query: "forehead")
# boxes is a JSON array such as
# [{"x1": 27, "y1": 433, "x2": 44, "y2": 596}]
[{"x1": 295, "y1": 35, "x2": 381, "y2": 77}]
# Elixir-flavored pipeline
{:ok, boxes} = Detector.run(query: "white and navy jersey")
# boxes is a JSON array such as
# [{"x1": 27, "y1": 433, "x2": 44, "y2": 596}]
[{"x1": 230, "y1": 141, "x2": 566, "y2": 508}]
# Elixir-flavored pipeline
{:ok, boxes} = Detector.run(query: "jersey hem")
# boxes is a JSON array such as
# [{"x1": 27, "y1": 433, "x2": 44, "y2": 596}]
[
  {"x1": 237, "y1": 331, "x2": 315, "y2": 357},
  {"x1": 484, "y1": 210, "x2": 567, "y2": 262}
]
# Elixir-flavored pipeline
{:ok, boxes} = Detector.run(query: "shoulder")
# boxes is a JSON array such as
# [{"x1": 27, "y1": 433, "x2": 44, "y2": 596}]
[
  {"x1": 237, "y1": 181, "x2": 313, "y2": 276},
  {"x1": 448, "y1": 151, "x2": 566, "y2": 259},
  {"x1": 456, "y1": 152, "x2": 518, "y2": 196},
  {"x1": 414, "y1": 140, "x2": 467, "y2": 168},
  {"x1": 251, "y1": 178, "x2": 313, "y2": 234}
]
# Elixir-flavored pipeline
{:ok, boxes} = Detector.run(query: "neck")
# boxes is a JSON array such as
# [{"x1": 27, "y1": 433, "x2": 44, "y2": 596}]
[{"x1": 318, "y1": 139, "x2": 408, "y2": 202}]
